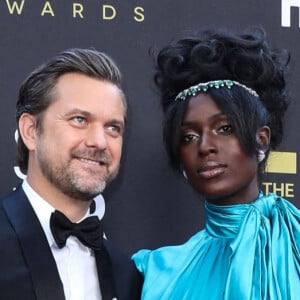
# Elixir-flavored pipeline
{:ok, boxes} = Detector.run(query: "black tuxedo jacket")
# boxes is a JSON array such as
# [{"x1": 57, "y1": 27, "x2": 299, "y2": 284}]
[{"x1": 0, "y1": 186, "x2": 142, "y2": 300}]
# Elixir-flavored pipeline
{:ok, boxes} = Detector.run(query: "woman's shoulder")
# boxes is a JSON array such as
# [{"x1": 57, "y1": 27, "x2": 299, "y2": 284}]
[{"x1": 132, "y1": 229, "x2": 207, "y2": 273}]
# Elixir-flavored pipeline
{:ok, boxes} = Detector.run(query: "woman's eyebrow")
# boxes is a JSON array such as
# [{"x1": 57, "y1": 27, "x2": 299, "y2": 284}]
[{"x1": 181, "y1": 112, "x2": 227, "y2": 126}]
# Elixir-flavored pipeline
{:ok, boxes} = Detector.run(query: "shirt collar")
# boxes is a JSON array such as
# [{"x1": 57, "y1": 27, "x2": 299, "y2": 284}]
[{"x1": 22, "y1": 179, "x2": 106, "y2": 248}]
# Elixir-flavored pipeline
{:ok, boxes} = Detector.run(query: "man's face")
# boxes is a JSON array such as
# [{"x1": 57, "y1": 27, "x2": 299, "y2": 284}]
[{"x1": 28, "y1": 72, "x2": 125, "y2": 201}]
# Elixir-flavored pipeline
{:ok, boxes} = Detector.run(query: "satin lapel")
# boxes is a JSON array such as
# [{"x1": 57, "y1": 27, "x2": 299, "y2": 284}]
[
  {"x1": 3, "y1": 186, "x2": 65, "y2": 300},
  {"x1": 94, "y1": 243, "x2": 116, "y2": 300}
]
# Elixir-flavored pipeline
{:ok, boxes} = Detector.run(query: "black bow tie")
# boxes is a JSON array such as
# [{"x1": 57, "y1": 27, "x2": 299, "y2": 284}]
[{"x1": 50, "y1": 210, "x2": 103, "y2": 250}]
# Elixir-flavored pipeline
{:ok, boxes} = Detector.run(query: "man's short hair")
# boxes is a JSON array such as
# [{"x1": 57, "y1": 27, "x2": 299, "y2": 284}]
[{"x1": 16, "y1": 48, "x2": 125, "y2": 174}]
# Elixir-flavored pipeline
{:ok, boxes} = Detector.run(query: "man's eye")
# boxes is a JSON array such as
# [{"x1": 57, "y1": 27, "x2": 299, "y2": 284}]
[
  {"x1": 109, "y1": 125, "x2": 120, "y2": 132},
  {"x1": 107, "y1": 124, "x2": 124, "y2": 136},
  {"x1": 71, "y1": 116, "x2": 87, "y2": 126}
]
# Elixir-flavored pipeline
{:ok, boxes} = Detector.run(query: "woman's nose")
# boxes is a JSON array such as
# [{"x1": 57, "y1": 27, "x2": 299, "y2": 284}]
[{"x1": 197, "y1": 132, "x2": 217, "y2": 156}]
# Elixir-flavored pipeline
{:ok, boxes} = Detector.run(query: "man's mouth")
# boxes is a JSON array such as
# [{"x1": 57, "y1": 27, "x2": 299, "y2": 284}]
[{"x1": 77, "y1": 157, "x2": 107, "y2": 166}]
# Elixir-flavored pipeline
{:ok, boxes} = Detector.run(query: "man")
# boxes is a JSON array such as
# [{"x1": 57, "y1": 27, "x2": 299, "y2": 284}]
[{"x1": 0, "y1": 48, "x2": 142, "y2": 300}]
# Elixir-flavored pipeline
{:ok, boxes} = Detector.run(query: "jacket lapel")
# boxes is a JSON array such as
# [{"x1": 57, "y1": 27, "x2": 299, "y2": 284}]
[
  {"x1": 3, "y1": 185, "x2": 65, "y2": 300},
  {"x1": 94, "y1": 244, "x2": 116, "y2": 300},
  {"x1": 97, "y1": 239, "x2": 143, "y2": 300}
]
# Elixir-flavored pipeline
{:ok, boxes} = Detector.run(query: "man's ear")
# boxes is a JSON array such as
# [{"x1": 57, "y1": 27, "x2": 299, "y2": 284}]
[
  {"x1": 18, "y1": 113, "x2": 38, "y2": 151},
  {"x1": 256, "y1": 126, "x2": 271, "y2": 150}
]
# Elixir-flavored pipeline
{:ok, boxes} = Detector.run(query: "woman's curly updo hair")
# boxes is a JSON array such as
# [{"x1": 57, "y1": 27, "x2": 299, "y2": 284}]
[{"x1": 154, "y1": 27, "x2": 290, "y2": 176}]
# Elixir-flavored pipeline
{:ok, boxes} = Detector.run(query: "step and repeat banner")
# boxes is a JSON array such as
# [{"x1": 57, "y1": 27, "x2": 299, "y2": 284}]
[{"x1": 0, "y1": 0, "x2": 299, "y2": 254}]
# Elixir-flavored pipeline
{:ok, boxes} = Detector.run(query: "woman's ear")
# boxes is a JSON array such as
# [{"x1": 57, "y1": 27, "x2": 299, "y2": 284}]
[
  {"x1": 18, "y1": 113, "x2": 38, "y2": 151},
  {"x1": 256, "y1": 126, "x2": 271, "y2": 150}
]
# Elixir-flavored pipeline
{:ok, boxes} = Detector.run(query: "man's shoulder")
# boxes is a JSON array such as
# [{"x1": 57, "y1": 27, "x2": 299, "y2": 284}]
[
  {"x1": 0, "y1": 186, "x2": 24, "y2": 228},
  {"x1": 0, "y1": 185, "x2": 31, "y2": 236},
  {"x1": 0, "y1": 188, "x2": 25, "y2": 254},
  {"x1": 102, "y1": 238, "x2": 135, "y2": 268},
  {"x1": 0, "y1": 185, "x2": 24, "y2": 203},
  {"x1": 102, "y1": 239, "x2": 143, "y2": 300},
  {"x1": 0, "y1": 186, "x2": 24, "y2": 223}
]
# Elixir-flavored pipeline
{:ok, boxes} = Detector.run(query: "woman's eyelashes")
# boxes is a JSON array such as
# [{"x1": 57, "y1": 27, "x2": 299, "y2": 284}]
[
  {"x1": 180, "y1": 122, "x2": 233, "y2": 144},
  {"x1": 216, "y1": 123, "x2": 233, "y2": 135},
  {"x1": 181, "y1": 132, "x2": 199, "y2": 144}
]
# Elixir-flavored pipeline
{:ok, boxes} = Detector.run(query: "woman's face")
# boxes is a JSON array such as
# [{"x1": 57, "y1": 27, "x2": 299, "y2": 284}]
[{"x1": 179, "y1": 93, "x2": 259, "y2": 205}]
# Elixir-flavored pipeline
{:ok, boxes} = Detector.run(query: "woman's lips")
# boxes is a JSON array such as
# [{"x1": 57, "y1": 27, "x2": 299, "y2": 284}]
[{"x1": 197, "y1": 161, "x2": 226, "y2": 179}]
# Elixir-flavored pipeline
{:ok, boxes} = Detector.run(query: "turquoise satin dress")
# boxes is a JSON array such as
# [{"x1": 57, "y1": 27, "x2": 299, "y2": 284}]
[{"x1": 132, "y1": 193, "x2": 300, "y2": 299}]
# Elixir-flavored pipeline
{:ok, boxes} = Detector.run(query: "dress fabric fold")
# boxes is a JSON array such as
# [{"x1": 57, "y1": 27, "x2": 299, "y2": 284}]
[{"x1": 132, "y1": 193, "x2": 300, "y2": 300}]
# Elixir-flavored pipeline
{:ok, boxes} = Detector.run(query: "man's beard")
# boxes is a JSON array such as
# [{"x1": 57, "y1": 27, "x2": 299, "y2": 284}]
[{"x1": 37, "y1": 146, "x2": 119, "y2": 201}]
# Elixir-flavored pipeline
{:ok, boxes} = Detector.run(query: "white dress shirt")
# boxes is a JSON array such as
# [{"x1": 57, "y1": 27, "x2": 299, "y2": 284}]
[{"x1": 22, "y1": 179, "x2": 105, "y2": 300}]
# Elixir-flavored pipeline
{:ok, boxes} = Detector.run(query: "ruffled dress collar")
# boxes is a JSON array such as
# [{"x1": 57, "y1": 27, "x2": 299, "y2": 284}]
[{"x1": 133, "y1": 193, "x2": 300, "y2": 300}]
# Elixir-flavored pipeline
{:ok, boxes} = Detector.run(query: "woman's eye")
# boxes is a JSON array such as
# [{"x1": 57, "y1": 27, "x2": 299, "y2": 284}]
[
  {"x1": 218, "y1": 124, "x2": 233, "y2": 134},
  {"x1": 181, "y1": 133, "x2": 198, "y2": 144}
]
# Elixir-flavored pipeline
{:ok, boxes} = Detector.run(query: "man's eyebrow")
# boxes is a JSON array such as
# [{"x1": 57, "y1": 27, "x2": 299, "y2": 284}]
[
  {"x1": 64, "y1": 108, "x2": 93, "y2": 118},
  {"x1": 107, "y1": 118, "x2": 125, "y2": 127},
  {"x1": 64, "y1": 108, "x2": 125, "y2": 125}
]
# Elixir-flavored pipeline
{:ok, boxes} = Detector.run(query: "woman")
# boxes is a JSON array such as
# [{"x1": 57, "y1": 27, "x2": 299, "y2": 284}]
[{"x1": 132, "y1": 28, "x2": 300, "y2": 299}]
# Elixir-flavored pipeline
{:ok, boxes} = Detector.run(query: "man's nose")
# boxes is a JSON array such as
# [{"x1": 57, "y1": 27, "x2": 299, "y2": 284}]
[{"x1": 85, "y1": 125, "x2": 108, "y2": 150}]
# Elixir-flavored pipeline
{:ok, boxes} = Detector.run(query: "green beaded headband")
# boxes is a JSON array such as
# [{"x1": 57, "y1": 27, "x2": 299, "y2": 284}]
[{"x1": 175, "y1": 79, "x2": 259, "y2": 101}]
